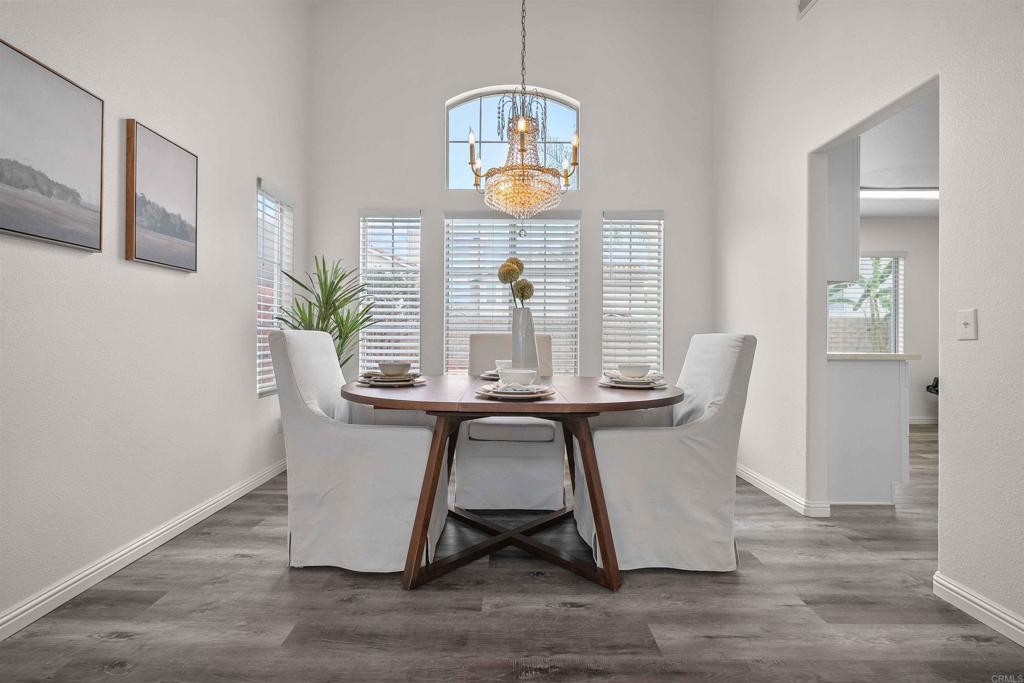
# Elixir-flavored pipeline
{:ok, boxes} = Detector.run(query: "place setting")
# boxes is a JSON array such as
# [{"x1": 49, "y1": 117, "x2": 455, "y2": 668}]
[
  {"x1": 599, "y1": 363, "x2": 668, "y2": 390},
  {"x1": 475, "y1": 366, "x2": 555, "y2": 401},
  {"x1": 356, "y1": 362, "x2": 426, "y2": 388}
]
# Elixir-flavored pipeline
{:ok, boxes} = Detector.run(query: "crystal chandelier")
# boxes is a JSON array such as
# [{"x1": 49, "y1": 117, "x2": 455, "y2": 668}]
[{"x1": 468, "y1": 0, "x2": 579, "y2": 220}]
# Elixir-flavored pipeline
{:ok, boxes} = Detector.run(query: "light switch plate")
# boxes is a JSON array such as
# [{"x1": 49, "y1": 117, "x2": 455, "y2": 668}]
[{"x1": 957, "y1": 308, "x2": 978, "y2": 340}]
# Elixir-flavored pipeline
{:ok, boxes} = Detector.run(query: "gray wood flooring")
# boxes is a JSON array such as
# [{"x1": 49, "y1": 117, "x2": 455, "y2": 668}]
[{"x1": 2, "y1": 425, "x2": 1023, "y2": 681}]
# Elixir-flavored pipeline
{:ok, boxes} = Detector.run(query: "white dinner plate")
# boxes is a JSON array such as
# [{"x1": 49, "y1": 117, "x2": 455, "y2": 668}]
[
  {"x1": 476, "y1": 383, "x2": 555, "y2": 400},
  {"x1": 359, "y1": 375, "x2": 419, "y2": 382},
  {"x1": 479, "y1": 382, "x2": 549, "y2": 394},
  {"x1": 475, "y1": 389, "x2": 555, "y2": 401},
  {"x1": 598, "y1": 380, "x2": 667, "y2": 390},
  {"x1": 357, "y1": 377, "x2": 427, "y2": 388},
  {"x1": 602, "y1": 371, "x2": 664, "y2": 383}
]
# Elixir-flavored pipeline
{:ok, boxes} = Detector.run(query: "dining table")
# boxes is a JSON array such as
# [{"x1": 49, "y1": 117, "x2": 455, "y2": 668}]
[{"x1": 341, "y1": 374, "x2": 685, "y2": 591}]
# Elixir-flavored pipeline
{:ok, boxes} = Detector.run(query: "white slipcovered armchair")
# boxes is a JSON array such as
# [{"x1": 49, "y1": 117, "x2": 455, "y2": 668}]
[
  {"x1": 269, "y1": 330, "x2": 447, "y2": 572},
  {"x1": 573, "y1": 333, "x2": 757, "y2": 571},
  {"x1": 452, "y1": 333, "x2": 567, "y2": 510}
]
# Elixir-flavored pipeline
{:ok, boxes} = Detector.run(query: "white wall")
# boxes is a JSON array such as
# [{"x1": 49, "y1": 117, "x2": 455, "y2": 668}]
[
  {"x1": 860, "y1": 217, "x2": 939, "y2": 422},
  {"x1": 307, "y1": 0, "x2": 715, "y2": 380},
  {"x1": 0, "y1": 0, "x2": 309, "y2": 635},
  {"x1": 713, "y1": 0, "x2": 1024, "y2": 641}
]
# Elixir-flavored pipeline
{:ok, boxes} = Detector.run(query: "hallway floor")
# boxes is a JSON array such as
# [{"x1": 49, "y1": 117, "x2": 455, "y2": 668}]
[{"x1": 2, "y1": 425, "x2": 1022, "y2": 682}]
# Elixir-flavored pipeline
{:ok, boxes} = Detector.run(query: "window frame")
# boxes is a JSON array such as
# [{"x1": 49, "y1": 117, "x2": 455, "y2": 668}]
[
  {"x1": 256, "y1": 179, "x2": 294, "y2": 398},
  {"x1": 601, "y1": 213, "x2": 665, "y2": 374},
  {"x1": 443, "y1": 213, "x2": 581, "y2": 376},
  {"x1": 444, "y1": 85, "x2": 582, "y2": 192},
  {"x1": 359, "y1": 213, "x2": 423, "y2": 375},
  {"x1": 826, "y1": 251, "x2": 906, "y2": 354}
]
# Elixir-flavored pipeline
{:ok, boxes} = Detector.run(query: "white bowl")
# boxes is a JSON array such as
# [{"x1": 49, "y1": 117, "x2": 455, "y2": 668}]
[
  {"x1": 494, "y1": 359, "x2": 514, "y2": 370},
  {"x1": 618, "y1": 363, "x2": 652, "y2": 379},
  {"x1": 497, "y1": 368, "x2": 537, "y2": 386},
  {"x1": 378, "y1": 361, "x2": 412, "y2": 377}
]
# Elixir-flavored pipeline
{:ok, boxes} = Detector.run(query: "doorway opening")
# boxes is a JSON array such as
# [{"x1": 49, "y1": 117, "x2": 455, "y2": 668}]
[{"x1": 806, "y1": 78, "x2": 939, "y2": 514}]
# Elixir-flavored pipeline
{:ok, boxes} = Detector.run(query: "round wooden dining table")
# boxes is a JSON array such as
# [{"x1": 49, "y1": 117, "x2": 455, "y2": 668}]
[{"x1": 341, "y1": 374, "x2": 685, "y2": 591}]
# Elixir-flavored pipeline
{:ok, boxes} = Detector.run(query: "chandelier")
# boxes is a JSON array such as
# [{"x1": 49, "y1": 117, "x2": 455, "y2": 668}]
[{"x1": 468, "y1": 0, "x2": 579, "y2": 220}]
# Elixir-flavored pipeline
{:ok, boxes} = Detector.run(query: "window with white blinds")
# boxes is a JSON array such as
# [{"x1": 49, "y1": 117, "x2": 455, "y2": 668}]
[
  {"x1": 602, "y1": 215, "x2": 664, "y2": 374},
  {"x1": 444, "y1": 217, "x2": 580, "y2": 375},
  {"x1": 827, "y1": 255, "x2": 905, "y2": 353},
  {"x1": 360, "y1": 215, "x2": 422, "y2": 374},
  {"x1": 256, "y1": 180, "x2": 294, "y2": 397}
]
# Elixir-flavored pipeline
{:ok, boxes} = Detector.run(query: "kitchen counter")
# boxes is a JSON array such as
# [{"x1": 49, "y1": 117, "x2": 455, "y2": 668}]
[{"x1": 826, "y1": 355, "x2": 917, "y2": 505}]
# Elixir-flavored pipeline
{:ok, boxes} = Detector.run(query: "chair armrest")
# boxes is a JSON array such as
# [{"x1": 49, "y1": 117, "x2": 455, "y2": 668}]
[
  {"x1": 590, "y1": 408, "x2": 730, "y2": 463},
  {"x1": 283, "y1": 411, "x2": 437, "y2": 494}
]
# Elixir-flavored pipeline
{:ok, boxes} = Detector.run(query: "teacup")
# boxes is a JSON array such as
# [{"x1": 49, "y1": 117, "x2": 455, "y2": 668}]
[
  {"x1": 617, "y1": 363, "x2": 652, "y2": 379},
  {"x1": 497, "y1": 368, "x2": 537, "y2": 386},
  {"x1": 495, "y1": 359, "x2": 513, "y2": 370}
]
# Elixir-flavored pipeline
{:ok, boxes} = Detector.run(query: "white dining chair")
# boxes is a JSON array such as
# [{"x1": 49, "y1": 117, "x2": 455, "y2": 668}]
[
  {"x1": 572, "y1": 333, "x2": 757, "y2": 571},
  {"x1": 453, "y1": 333, "x2": 566, "y2": 510},
  {"x1": 269, "y1": 330, "x2": 447, "y2": 572}
]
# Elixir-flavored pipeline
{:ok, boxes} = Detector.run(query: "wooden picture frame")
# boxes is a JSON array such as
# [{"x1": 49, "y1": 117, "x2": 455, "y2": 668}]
[
  {"x1": 0, "y1": 38, "x2": 104, "y2": 251},
  {"x1": 126, "y1": 120, "x2": 198, "y2": 272}
]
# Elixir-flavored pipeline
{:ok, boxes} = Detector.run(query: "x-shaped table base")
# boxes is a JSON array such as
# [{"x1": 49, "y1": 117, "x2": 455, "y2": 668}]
[
  {"x1": 402, "y1": 413, "x2": 622, "y2": 591},
  {"x1": 410, "y1": 506, "x2": 612, "y2": 588}
]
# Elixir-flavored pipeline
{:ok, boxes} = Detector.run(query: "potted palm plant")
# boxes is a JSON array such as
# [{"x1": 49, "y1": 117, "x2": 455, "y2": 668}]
[{"x1": 277, "y1": 255, "x2": 376, "y2": 375}]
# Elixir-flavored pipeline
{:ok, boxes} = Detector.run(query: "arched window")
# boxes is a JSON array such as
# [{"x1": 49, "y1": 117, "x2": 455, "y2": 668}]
[{"x1": 446, "y1": 85, "x2": 579, "y2": 190}]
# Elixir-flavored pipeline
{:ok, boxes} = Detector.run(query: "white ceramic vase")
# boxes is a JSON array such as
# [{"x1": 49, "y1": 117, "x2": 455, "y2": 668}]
[{"x1": 511, "y1": 308, "x2": 540, "y2": 372}]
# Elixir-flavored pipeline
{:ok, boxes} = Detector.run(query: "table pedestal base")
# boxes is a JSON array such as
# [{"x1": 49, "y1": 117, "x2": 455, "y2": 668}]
[
  {"x1": 407, "y1": 506, "x2": 617, "y2": 589},
  {"x1": 402, "y1": 412, "x2": 622, "y2": 591}
]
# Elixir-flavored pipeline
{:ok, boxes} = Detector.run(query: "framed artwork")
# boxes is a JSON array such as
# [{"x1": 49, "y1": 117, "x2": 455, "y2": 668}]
[
  {"x1": 0, "y1": 38, "x2": 104, "y2": 251},
  {"x1": 126, "y1": 120, "x2": 198, "y2": 272}
]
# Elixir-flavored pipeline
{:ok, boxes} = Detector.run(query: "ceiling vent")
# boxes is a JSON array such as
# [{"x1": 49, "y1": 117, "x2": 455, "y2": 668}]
[{"x1": 798, "y1": 0, "x2": 820, "y2": 18}]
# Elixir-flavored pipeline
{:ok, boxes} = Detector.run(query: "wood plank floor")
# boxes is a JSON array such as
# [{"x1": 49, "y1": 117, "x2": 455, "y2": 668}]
[{"x1": 2, "y1": 425, "x2": 1022, "y2": 681}]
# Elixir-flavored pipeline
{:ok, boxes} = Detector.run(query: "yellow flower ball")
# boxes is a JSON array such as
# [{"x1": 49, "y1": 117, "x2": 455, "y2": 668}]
[
  {"x1": 498, "y1": 262, "x2": 520, "y2": 284},
  {"x1": 512, "y1": 278, "x2": 534, "y2": 302},
  {"x1": 504, "y1": 257, "x2": 524, "y2": 275}
]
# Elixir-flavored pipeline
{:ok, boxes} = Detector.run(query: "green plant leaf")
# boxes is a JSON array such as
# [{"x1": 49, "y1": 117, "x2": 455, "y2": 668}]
[{"x1": 278, "y1": 255, "x2": 377, "y2": 366}]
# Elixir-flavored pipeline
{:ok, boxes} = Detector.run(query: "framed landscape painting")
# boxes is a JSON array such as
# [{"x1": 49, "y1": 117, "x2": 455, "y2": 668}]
[
  {"x1": 126, "y1": 120, "x2": 198, "y2": 271},
  {"x1": 0, "y1": 38, "x2": 104, "y2": 251}
]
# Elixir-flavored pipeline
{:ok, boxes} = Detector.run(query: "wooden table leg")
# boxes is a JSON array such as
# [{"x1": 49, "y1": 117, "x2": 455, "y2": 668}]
[
  {"x1": 563, "y1": 424, "x2": 576, "y2": 494},
  {"x1": 565, "y1": 415, "x2": 622, "y2": 591},
  {"x1": 446, "y1": 427, "x2": 458, "y2": 478},
  {"x1": 402, "y1": 414, "x2": 456, "y2": 590}
]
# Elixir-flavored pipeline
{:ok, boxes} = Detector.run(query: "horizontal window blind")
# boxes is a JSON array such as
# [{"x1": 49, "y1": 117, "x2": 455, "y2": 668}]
[
  {"x1": 444, "y1": 218, "x2": 580, "y2": 375},
  {"x1": 360, "y1": 215, "x2": 422, "y2": 374},
  {"x1": 256, "y1": 182, "x2": 294, "y2": 397},
  {"x1": 827, "y1": 255, "x2": 904, "y2": 353},
  {"x1": 602, "y1": 217, "x2": 664, "y2": 374}
]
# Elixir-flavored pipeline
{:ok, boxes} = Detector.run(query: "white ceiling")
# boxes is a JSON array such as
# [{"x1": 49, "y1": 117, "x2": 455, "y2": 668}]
[{"x1": 859, "y1": 89, "x2": 939, "y2": 218}]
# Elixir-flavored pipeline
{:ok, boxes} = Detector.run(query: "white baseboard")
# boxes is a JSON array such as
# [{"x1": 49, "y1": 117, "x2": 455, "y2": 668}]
[
  {"x1": 736, "y1": 463, "x2": 831, "y2": 517},
  {"x1": 0, "y1": 458, "x2": 286, "y2": 642},
  {"x1": 910, "y1": 416, "x2": 938, "y2": 425},
  {"x1": 933, "y1": 571, "x2": 1024, "y2": 647}
]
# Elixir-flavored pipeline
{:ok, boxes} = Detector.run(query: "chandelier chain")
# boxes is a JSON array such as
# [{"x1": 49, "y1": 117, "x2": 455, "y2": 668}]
[{"x1": 520, "y1": 0, "x2": 527, "y2": 96}]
